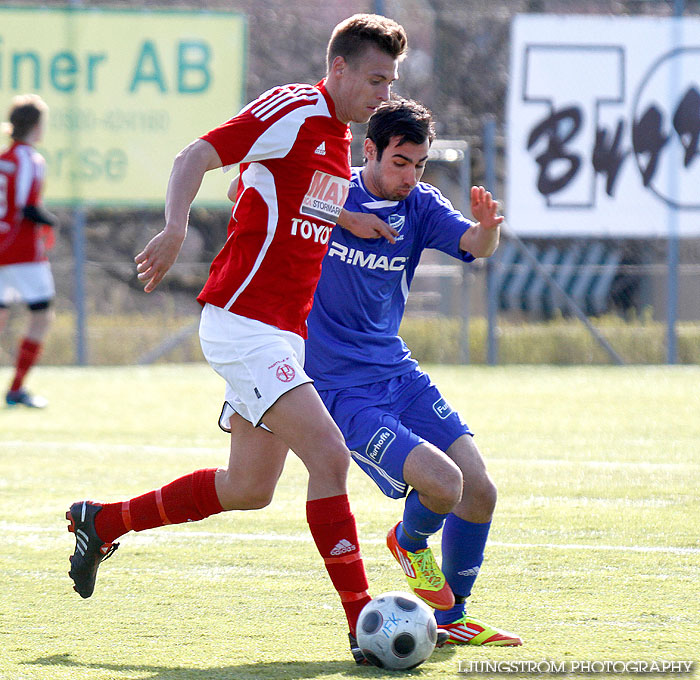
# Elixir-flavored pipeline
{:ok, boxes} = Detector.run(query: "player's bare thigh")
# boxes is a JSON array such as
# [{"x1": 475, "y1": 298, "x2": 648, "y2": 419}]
[
  {"x1": 215, "y1": 411, "x2": 289, "y2": 511},
  {"x1": 216, "y1": 383, "x2": 352, "y2": 507},
  {"x1": 262, "y1": 382, "x2": 350, "y2": 501},
  {"x1": 26, "y1": 306, "x2": 54, "y2": 341}
]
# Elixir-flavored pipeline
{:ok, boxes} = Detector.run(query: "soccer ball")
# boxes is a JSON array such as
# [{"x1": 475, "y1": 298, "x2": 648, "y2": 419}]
[{"x1": 356, "y1": 591, "x2": 438, "y2": 670}]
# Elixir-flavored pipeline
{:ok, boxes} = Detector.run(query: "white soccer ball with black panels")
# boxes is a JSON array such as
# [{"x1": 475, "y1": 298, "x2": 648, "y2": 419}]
[{"x1": 356, "y1": 591, "x2": 438, "y2": 670}]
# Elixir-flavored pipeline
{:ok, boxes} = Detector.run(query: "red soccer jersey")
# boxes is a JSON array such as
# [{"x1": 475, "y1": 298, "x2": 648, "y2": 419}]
[
  {"x1": 0, "y1": 141, "x2": 48, "y2": 265},
  {"x1": 197, "y1": 80, "x2": 352, "y2": 338}
]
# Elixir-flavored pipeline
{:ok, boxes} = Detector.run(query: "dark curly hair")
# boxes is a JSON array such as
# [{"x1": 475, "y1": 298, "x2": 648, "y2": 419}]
[{"x1": 367, "y1": 97, "x2": 436, "y2": 160}]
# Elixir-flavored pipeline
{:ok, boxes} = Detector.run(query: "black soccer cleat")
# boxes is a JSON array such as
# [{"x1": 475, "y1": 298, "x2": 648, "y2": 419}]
[
  {"x1": 349, "y1": 633, "x2": 371, "y2": 665},
  {"x1": 348, "y1": 629, "x2": 449, "y2": 666},
  {"x1": 436, "y1": 629, "x2": 450, "y2": 647},
  {"x1": 6, "y1": 388, "x2": 48, "y2": 408},
  {"x1": 66, "y1": 501, "x2": 119, "y2": 598}
]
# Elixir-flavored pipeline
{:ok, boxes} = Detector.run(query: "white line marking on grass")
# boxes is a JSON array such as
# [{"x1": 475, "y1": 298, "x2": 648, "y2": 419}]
[
  {"x1": 488, "y1": 541, "x2": 700, "y2": 555},
  {"x1": 489, "y1": 457, "x2": 699, "y2": 471},
  {"x1": 136, "y1": 530, "x2": 700, "y2": 555},
  {"x1": 5, "y1": 522, "x2": 698, "y2": 555},
  {"x1": 1, "y1": 440, "x2": 222, "y2": 455},
  {"x1": 520, "y1": 495, "x2": 677, "y2": 508},
  {"x1": 2, "y1": 441, "x2": 698, "y2": 470}
]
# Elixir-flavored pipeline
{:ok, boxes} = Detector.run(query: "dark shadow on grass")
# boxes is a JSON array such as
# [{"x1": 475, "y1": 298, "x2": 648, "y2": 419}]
[{"x1": 24, "y1": 648, "x2": 456, "y2": 678}]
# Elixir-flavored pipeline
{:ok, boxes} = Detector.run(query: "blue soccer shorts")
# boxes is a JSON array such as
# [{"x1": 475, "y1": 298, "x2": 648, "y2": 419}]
[{"x1": 317, "y1": 369, "x2": 473, "y2": 499}]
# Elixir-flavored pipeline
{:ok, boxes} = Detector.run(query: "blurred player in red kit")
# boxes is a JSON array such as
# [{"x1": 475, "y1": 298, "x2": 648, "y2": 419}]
[
  {"x1": 0, "y1": 94, "x2": 58, "y2": 409},
  {"x1": 66, "y1": 14, "x2": 408, "y2": 663}
]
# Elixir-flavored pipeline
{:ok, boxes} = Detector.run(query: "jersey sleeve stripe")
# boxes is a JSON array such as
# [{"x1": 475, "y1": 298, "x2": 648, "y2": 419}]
[
  {"x1": 236, "y1": 90, "x2": 274, "y2": 116},
  {"x1": 235, "y1": 84, "x2": 319, "y2": 120},
  {"x1": 254, "y1": 84, "x2": 318, "y2": 107},
  {"x1": 252, "y1": 88, "x2": 320, "y2": 121},
  {"x1": 250, "y1": 90, "x2": 293, "y2": 117},
  {"x1": 257, "y1": 95, "x2": 319, "y2": 122},
  {"x1": 251, "y1": 85, "x2": 319, "y2": 116},
  {"x1": 242, "y1": 103, "x2": 319, "y2": 162}
]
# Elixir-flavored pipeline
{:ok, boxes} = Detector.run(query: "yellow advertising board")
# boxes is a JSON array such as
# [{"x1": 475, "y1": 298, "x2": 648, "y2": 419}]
[{"x1": 0, "y1": 7, "x2": 246, "y2": 206}]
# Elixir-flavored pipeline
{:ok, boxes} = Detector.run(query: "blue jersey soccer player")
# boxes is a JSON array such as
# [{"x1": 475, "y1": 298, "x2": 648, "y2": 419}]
[{"x1": 305, "y1": 98, "x2": 522, "y2": 646}]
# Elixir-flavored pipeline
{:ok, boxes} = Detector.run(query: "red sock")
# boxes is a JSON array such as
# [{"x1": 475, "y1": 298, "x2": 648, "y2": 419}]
[
  {"x1": 94, "y1": 468, "x2": 223, "y2": 543},
  {"x1": 10, "y1": 338, "x2": 42, "y2": 392},
  {"x1": 306, "y1": 494, "x2": 371, "y2": 636}
]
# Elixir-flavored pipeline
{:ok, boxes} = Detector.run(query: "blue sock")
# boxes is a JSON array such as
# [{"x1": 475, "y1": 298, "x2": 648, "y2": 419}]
[
  {"x1": 435, "y1": 514, "x2": 491, "y2": 625},
  {"x1": 396, "y1": 489, "x2": 447, "y2": 552}
]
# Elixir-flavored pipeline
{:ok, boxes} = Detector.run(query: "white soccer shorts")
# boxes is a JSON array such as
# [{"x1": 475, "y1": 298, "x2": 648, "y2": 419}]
[
  {"x1": 199, "y1": 302, "x2": 312, "y2": 429},
  {"x1": 0, "y1": 262, "x2": 55, "y2": 306}
]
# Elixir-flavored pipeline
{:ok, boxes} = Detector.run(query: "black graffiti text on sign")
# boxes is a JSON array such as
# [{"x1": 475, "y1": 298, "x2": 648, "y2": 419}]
[{"x1": 524, "y1": 46, "x2": 700, "y2": 210}]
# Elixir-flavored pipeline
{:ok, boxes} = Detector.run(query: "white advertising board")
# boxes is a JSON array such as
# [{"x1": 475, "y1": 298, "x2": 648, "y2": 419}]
[{"x1": 507, "y1": 14, "x2": 700, "y2": 237}]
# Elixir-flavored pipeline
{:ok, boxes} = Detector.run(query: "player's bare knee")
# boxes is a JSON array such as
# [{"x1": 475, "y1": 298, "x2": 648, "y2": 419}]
[
  {"x1": 478, "y1": 475, "x2": 498, "y2": 513},
  {"x1": 221, "y1": 487, "x2": 274, "y2": 511},
  {"x1": 406, "y1": 445, "x2": 462, "y2": 512},
  {"x1": 446, "y1": 466, "x2": 464, "y2": 506},
  {"x1": 27, "y1": 306, "x2": 54, "y2": 339},
  {"x1": 238, "y1": 490, "x2": 275, "y2": 510},
  {"x1": 414, "y1": 464, "x2": 462, "y2": 515},
  {"x1": 463, "y1": 473, "x2": 497, "y2": 519},
  {"x1": 433, "y1": 468, "x2": 463, "y2": 513},
  {"x1": 215, "y1": 469, "x2": 275, "y2": 511},
  {"x1": 308, "y1": 441, "x2": 350, "y2": 480}
]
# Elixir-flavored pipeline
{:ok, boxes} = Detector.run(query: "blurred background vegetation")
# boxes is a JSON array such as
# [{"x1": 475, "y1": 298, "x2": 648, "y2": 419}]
[{"x1": 2, "y1": 0, "x2": 700, "y2": 366}]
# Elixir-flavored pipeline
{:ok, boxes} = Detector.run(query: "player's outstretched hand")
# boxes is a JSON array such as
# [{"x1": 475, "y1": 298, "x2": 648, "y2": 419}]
[
  {"x1": 134, "y1": 228, "x2": 186, "y2": 293},
  {"x1": 470, "y1": 185, "x2": 504, "y2": 231},
  {"x1": 339, "y1": 209, "x2": 399, "y2": 244}
]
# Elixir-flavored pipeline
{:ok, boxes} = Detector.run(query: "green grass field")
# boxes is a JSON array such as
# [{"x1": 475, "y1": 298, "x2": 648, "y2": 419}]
[{"x1": 1, "y1": 365, "x2": 698, "y2": 680}]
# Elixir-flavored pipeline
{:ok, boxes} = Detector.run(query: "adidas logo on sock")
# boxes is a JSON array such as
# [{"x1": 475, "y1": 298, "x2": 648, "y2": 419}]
[
  {"x1": 457, "y1": 566, "x2": 480, "y2": 577},
  {"x1": 330, "y1": 538, "x2": 356, "y2": 555},
  {"x1": 314, "y1": 141, "x2": 326, "y2": 155}
]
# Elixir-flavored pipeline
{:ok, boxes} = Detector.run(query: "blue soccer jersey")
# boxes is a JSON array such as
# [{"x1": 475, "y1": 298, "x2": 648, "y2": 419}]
[{"x1": 305, "y1": 167, "x2": 475, "y2": 390}]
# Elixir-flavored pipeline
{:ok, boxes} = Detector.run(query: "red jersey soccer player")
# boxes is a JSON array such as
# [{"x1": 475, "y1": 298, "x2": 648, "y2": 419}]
[
  {"x1": 67, "y1": 15, "x2": 407, "y2": 664},
  {"x1": 0, "y1": 94, "x2": 58, "y2": 408}
]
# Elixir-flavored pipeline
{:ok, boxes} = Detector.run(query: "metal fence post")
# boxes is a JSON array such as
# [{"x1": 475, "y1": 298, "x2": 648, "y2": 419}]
[
  {"x1": 459, "y1": 144, "x2": 471, "y2": 364},
  {"x1": 460, "y1": 269, "x2": 471, "y2": 364},
  {"x1": 483, "y1": 116, "x2": 499, "y2": 365},
  {"x1": 667, "y1": 0, "x2": 685, "y2": 364},
  {"x1": 72, "y1": 207, "x2": 88, "y2": 365},
  {"x1": 68, "y1": 0, "x2": 87, "y2": 366}
]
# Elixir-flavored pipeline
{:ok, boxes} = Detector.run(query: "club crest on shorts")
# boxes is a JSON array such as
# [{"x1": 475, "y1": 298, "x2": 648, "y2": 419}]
[
  {"x1": 432, "y1": 397, "x2": 452, "y2": 419},
  {"x1": 275, "y1": 364, "x2": 296, "y2": 382},
  {"x1": 366, "y1": 426, "x2": 396, "y2": 463}
]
